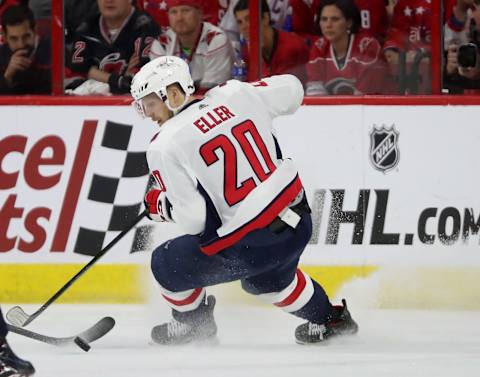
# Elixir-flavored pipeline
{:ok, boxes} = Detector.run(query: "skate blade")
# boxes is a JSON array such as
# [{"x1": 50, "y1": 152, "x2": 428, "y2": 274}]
[{"x1": 295, "y1": 331, "x2": 358, "y2": 346}]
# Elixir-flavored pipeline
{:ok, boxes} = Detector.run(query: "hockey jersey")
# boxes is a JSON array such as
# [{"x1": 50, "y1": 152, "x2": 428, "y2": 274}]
[
  {"x1": 306, "y1": 32, "x2": 391, "y2": 95},
  {"x1": 67, "y1": 8, "x2": 160, "y2": 80},
  {"x1": 146, "y1": 75, "x2": 304, "y2": 255},
  {"x1": 383, "y1": 0, "x2": 431, "y2": 52},
  {"x1": 353, "y1": 0, "x2": 389, "y2": 41},
  {"x1": 150, "y1": 22, "x2": 234, "y2": 89}
]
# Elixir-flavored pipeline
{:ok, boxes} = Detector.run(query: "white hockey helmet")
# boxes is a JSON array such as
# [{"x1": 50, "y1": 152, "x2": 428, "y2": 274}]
[{"x1": 130, "y1": 56, "x2": 195, "y2": 115}]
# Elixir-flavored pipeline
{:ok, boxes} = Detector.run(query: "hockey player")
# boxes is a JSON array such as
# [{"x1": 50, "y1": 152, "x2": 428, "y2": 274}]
[
  {"x1": 0, "y1": 307, "x2": 34, "y2": 376},
  {"x1": 130, "y1": 55, "x2": 358, "y2": 345}
]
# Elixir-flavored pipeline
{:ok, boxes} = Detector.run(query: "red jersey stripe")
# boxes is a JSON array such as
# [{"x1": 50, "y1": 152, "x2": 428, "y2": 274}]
[{"x1": 200, "y1": 175, "x2": 303, "y2": 255}]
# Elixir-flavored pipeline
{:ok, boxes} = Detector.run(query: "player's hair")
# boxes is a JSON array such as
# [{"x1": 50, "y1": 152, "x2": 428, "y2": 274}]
[
  {"x1": 315, "y1": 0, "x2": 361, "y2": 36},
  {"x1": 1, "y1": 5, "x2": 35, "y2": 33},
  {"x1": 233, "y1": 0, "x2": 270, "y2": 16}
]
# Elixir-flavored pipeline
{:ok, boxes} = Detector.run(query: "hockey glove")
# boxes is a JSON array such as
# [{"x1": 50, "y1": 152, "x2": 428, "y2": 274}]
[
  {"x1": 108, "y1": 73, "x2": 133, "y2": 94},
  {"x1": 144, "y1": 189, "x2": 173, "y2": 222}
]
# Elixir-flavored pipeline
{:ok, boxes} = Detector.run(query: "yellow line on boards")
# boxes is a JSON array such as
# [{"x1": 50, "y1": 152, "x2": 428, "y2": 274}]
[{"x1": 0, "y1": 264, "x2": 148, "y2": 303}]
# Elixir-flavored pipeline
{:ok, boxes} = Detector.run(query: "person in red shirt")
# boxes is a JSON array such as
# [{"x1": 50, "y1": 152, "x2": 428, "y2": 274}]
[
  {"x1": 202, "y1": 0, "x2": 230, "y2": 25},
  {"x1": 233, "y1": 0, "x2": 310, "y2": 84},
  {"x1": 383, "y1": 0, "x2": 431, "y2": 93},
  {"x1": 353, "y1": 0, "x2": 389, "y2": 42},
  {"x1": 306, "y1": 0, "x2": 392, "y2": 95}
]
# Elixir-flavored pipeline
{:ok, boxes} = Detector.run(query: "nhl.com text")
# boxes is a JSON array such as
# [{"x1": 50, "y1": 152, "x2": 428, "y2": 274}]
[{"x1": 309, "y1": 189, "x2": 480, "y2": 246}]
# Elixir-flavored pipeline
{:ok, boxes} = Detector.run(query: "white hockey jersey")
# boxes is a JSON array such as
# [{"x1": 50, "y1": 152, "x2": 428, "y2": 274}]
[
  {"x1": 150, "y1": 22, "x2": 234, "y2": 89},
  {"x1": 146, "y1": 74, "x2": 304, "y2": 255}
]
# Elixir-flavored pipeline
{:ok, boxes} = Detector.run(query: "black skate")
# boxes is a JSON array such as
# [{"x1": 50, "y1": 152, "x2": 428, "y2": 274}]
[
  {"x1": 295, "y1": 299, "x2": 358, "y2": 344},
  {"x1": 0, "y1": 338, "x2": 35, "y2": 377},
  {"x1": 151, "y1": 295, "x2": 217, "y2": 345}
]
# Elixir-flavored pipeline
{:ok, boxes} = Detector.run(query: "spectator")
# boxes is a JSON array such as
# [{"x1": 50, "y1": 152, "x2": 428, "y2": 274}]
[
  {"x1": 138, "y1": 0, "x2": 228, "y2": 30},
  {"x1": 313, "y1": 0, "x2": 389, "y2": 42},
  {"x1": 0, "y1": 4, "x2": 51, "y2": 94},
  {"x1": 352, "y1": 0, "x2": 389, "y2": 42},
  {"x1": 202, "y1": 0, "x2": 230, "y2": 26},
  {"x1": 234, "y1": 0, "x2": 310, "y2": 84},
  {"x1": 66, "y1": 0, "x2": 160, "y2": 95},
  {"x1": 222, "y1": 0, "x2": 318, "y2": 43},
  {"x1": 0, "y1": 0, "x2": 26, "y2": 44},
  {"x1": 444, "y1": 1, "x2": 480, "y2": 93},
  {"x1": 150, "y1": 0, "x2": 233, "y2": 90},
  {"x1": 306, "y1": 0, "x2": 391, "y2": 95},
  {"x1": 383, "y1": 0, "x2": 431, "y2": 93},
  {"x1": 137, "y1": 0, "x2": 170, "y2": 31},
  {"x1": 444, "y1": 0, "x2": 478, "y2": 47}
]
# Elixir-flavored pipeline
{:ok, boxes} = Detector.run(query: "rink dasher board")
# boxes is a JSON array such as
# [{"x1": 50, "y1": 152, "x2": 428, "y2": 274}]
[{"x1": 0, "y1": 105, "x2": 479, "y2": 307}]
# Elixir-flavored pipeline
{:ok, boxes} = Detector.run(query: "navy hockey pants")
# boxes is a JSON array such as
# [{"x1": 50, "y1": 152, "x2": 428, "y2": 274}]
[{"x1": 151, "y1": 213, "x2": 333, "y2": 324}]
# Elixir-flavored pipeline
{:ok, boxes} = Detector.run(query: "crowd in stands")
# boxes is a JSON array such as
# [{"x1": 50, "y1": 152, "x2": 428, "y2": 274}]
[{"x1": 0, "y1": 0, "x2": 478, "y2": 95}]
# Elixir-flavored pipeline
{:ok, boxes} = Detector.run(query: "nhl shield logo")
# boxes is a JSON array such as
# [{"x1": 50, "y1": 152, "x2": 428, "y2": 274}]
[{"x1": 370, "y1": 125, "x2": 399, "y2": 172}]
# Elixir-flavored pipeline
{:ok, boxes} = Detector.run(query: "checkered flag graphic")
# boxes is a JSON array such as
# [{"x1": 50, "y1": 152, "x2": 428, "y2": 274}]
[{"x1": 73, "y1": 121, "x2": 154, "y2": 256}]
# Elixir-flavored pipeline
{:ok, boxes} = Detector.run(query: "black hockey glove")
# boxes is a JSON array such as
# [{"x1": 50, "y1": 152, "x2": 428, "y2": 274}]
[{"x1": 108, "y1": 73, "x2": 133, "y2": 94}]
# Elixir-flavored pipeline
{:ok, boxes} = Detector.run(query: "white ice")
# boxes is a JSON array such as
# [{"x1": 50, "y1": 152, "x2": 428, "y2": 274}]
[{"x1": 7, "y1": 288, "x2": 480, "y2": 377}]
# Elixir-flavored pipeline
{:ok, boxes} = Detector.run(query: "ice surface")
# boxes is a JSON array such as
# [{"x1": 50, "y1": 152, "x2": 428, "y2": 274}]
[{"x1": 7, "y1": 298, "x2": 480, "y2": 377}]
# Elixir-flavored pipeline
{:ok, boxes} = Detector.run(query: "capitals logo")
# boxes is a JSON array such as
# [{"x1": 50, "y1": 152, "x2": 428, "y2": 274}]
[{"x1": 369, "y1": 125, "x2": 399, "y2": 172}]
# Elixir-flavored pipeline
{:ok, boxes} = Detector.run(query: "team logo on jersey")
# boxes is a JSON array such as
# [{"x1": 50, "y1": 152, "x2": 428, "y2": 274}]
[
  {"x1": 325, "y1": 77, "x2": 358, "y2": 95},
  {"x1": 99, "y1": 53, "x2": 127, "y2": 74},
  {"x1": 206, "y1": 30, "x2": 220, "y2": 45},
  {"x1": 369, "y1": 125, "x2": 399, "y2": 172}
]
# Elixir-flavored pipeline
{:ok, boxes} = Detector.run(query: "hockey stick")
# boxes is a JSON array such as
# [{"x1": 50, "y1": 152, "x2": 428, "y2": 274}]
[
  {"x1": 7, "y1": 316, "x2": 115, "y2": 352},
  {"x1": 7, "y1": 210, "x2": 148, "y2": 327}
]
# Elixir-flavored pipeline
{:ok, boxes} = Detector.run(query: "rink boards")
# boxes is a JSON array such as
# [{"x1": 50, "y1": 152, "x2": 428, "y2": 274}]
[{"x1": 1, "y1": 104, "x2": 479, "y2": 308}]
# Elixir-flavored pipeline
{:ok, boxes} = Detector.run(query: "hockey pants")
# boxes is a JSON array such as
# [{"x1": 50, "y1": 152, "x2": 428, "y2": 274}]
[{"x1": 151, "y1": 213, "x2": 333, "y2": 324}]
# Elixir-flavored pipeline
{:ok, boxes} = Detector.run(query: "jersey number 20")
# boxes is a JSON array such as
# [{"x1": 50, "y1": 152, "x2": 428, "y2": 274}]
[{"x1": 200, "y1": 120, "x2": 276, "y2": 206}]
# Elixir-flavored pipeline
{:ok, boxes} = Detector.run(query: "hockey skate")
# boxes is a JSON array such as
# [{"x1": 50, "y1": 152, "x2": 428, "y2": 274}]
[
  {"x1": 295, "y1": 299, "x2": 358, "y2": 345},
  {"x1": 0, "y1": 338, "x2": 35, "y2": 377},
  {"x1": 151, "y1": 295, "x2": 217, "y2": 345}
]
